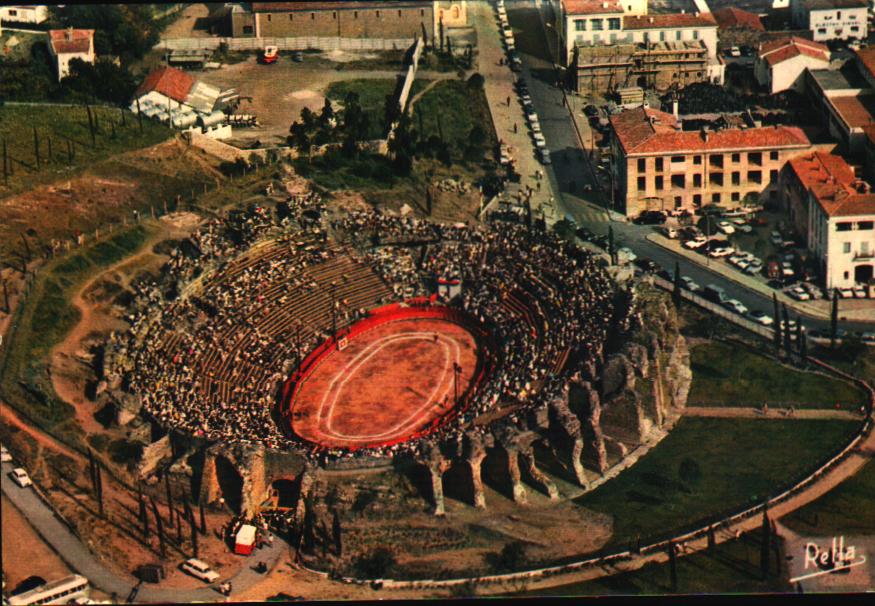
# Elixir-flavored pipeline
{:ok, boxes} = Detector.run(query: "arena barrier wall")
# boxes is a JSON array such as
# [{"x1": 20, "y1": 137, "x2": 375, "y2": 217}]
[{"x1": 279, "y1": 297, "x2": 495, "y2": 450}]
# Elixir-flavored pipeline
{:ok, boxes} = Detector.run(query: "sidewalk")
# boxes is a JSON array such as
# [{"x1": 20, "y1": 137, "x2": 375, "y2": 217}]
[
  {"x1": 646, "y1": 232, "x2": 875, "y2": 324},
  {"x1": 470, "y1": 0, "x2": 559, "y2": 224}
]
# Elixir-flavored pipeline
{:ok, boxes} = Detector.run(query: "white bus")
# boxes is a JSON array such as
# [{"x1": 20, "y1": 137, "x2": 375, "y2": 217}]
[{"x1": 7, "y1": 575, "x2": 90, "y2": 605}]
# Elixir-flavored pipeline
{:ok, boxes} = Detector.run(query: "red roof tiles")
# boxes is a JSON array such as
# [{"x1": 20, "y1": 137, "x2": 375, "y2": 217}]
[
  {"x1": 611, "y1": 107, "x2": 811, "y2": 155},
  {"x1": 48, "y1": 28, "x2": 94, "y2": 55},
  {"x1": 134, "y1": 66, "x2": 195, "y2": 104},
  {"x1": 713, "y1": 8, "x2": 765, "y2": 31},
  {"x1": 758, "y1": 36, "x2": 830, "y2": 66},
  {"x1": 855, "y1": 47, "x2": 875, "y2": 81},
  {"x1": 562, "y1": 0, "x2": 624, "y2": 15},
  {"x1": 788, "y1": 152, "x2": 875, "y2": 217},
  {"x1": 622, "y1": 12, "x2": 718, "y2": 30},
  {"x1": 252, "y1": 1, "x2": 429, "y2": 11}
]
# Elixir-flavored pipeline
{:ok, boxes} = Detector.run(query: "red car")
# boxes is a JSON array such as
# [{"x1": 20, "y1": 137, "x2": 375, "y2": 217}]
[{"x1": 260, "y1": 46, "x2": 278, "y2": 64}]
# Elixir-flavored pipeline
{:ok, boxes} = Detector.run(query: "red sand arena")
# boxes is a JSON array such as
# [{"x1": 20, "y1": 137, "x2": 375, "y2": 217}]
[{"x1": 283, "y1": 301, "x2": 490, "y2": 450}]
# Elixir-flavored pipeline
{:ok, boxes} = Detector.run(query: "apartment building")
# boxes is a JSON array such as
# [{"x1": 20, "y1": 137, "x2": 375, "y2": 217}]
[
  {"x1": 790, "y1": 0, "x2": 868, "y2": 42},
  {"x1": 782, "y1": 152, "x2": 875, "y2": 287},
  {"x1": 610, "y1": 107, "x2": 813, "y2": 218},
  {"x1": 754, "y1": 37, "x2": 831, "y2": 94},
  {"x1": 47, "y1": 28, "x2": 95, "y2": 82}
]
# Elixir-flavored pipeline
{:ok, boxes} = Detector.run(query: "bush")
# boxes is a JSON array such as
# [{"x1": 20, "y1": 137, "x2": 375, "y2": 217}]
[
  {"x1": 354, "y1": 547, "x2": 396, "y2": 578},
  {"x1": 108, "y1": 439, "x2": 143, "y2": 464},
  {"x1": 679, "y1": 457, "x2": 702, "y2": 488}
]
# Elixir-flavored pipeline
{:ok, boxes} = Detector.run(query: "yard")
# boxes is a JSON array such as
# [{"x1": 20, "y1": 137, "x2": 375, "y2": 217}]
[
  {"x1": 325, "y1": 78, "x2": 429, "y2": 140},
  {"x1": 687, "y1": 341, "x2": 866, "y2": 409},
  {"x1": 572, "y1": 417, "x2": 859, "y2": 548}
]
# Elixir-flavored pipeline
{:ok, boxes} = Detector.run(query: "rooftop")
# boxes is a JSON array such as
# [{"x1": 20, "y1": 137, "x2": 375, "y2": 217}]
[
  {"x1": 758, "y1": 37, "x2": 830, "y2": 66},
  {"x1": 134, "y1": 66, "x2": 196, "y2": 104},
  {"x1": 808, "y1": 63, "x2": 869, "y2": 91},
  {"x1": 799, "y1": 0, "x2": 868, "y2": 10},
  {"x1": 622, "y1": 12, "x2": 718, "y2": 30},
  {"x1": 251, "y1": 1, "x2": 430, "y2": 12},
  {"x1": 611, "y1": 106, "x2": 811, "y2": 154},
  {"x1": 788, "y1": 152, "x2": 875, "y2": 218},
  {"x1": 854, "y1": 47, "x2": 875, "y2": 82},
  {"x1": 48, "y1": 28, "x2": 94, "y2": 55},
  {"x1": 562, "y1": 0, "x2": 624, "y2": 15},
  {"x1": 829, "y1": 94, "x2": 875, "y2": 129},
  {"x1": 713, "y1": 7, "x2": 765, "y2": 31}
]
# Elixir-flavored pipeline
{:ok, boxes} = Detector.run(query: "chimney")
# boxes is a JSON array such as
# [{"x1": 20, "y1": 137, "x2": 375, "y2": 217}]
[
  {"x1": 681, "y1": 9, "x2": 686, "y2": 14},
  {"x1": 649, "y1": 16, "x2": 654, "y2": 23},
  {"x1": 672, "y1": 97, "x2": 679, "y2": 119},
  {"x1": 700, "y1": 126, "x2": 709, "y2": 142},
  {"x1": 603, "y1": 1, "x2": 609, "y2": 7},
  {"x1": 66, "y1": 26, "x2": 73, "y2": 41}
]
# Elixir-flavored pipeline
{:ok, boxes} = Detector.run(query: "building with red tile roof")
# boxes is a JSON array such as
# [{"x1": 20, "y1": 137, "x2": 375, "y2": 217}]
[
  {"x1": 47, "y1": 28, "x2": 94, "y2": 81},
  {"x1": 131, "y1": 66, "x2": 227, "y2": 132},
  {"x1": 610, "y1": 106, "x2": 812, "y2": 217},
  {"x1": 782, "y1": 151, "x2": 875, "y2": 287},
  {"x1": 713, "y1": 7, "x2": 765, "y2": 32},
  {"x1": 134, "y1": 66, "x2": 196, "y2": 105},
  {"x1": 754, "y1": 37, "x2": 830, "y2": 93}
]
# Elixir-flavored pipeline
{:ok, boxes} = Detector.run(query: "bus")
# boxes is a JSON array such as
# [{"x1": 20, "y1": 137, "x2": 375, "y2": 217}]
[{"x1": 7, "y1": 575, "x2": 89, "y2": 605}]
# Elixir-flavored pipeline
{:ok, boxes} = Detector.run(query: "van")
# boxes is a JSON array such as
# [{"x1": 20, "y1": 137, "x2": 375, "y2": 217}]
[{"x1": 703, "y1": 284, "x2": 728, "y2": 304}]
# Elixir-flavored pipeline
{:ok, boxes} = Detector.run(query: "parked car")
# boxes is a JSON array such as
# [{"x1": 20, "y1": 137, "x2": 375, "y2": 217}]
[
  {"x1": 770, "y1": 231, "x2": 783, "y2": 246},
  {"x1": 181, "y1": 559, "x2": 220, "y2": 583},
  {"x1": 717, "y1": 221, "x2": 736, "y2": 235},
  {"x1": 538, "y1": 148, "x2": 552, "y2": 165},
  {"x1": 617, "y1": 247, "x2": 637, "y2": 262},
  {"x1": 684, "y1": 236, "x2": 708, "y2": 249},
  {"x1": 662, "y1": 226, "x2": 679, "y2": 239},
  {"x1": 680, "y1": 276, "x2": 701, "y2": 292},
  {"x1": 839, "y1": 287, "x2": 855, "y2": 298},
  {"x1": 749, "y1": 310, "x2": 774, "y2": 326},
  {"x1": 745, "y1": 262, "x2": 764, "y2": 275},
  {"x1": 633, "y1": 210, "x2": 666, "y2": 225},
  {"x1": 260, "y1": 46, "x2": 279, "y2": 64},
  {"x1": 853, "y1": 285, "x2": 868, "y2": 298},
  {"x1": 0, "y1": 444, "x2": 11, "y2": 463},
  {"x1": 634, "y1": 258, "x2": 660, "y2": 273},
  {"x1": 724, "y1": 299, "x2": 749, "y2": 315},
  {"x1": 729, "y1": 46, "x2": 741, "y2": 57},
  {"x1": 291, "y1": 51, "x2": 304, "y2": 63},
  {"x1": 708, "y1": 246, "x2": 735, "y2": 258},
  {"x1": 10, "y1": 467, "x2": 32, "y2": 487},
  {"x1": 787, "y1": 286, "x2": 811, "y2": 301},
  {"x1": 704, "y1": 284, "x2": 729, "y2": 304},
  {"x1": 583, "y1": 104, "x2": 600, "y2": 117}
]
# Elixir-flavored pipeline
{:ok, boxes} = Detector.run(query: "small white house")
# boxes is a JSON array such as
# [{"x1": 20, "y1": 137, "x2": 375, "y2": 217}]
[
  {"x1": 755, "y1": 37, "x2": 831, "y2": 94},
  {"x1": 0, "y1": 5, "x2": 49, "y2": 24},
  {"x1": 48, "y1": 28, "x2": 95, "y2": 81},
  {"x1": 790, "y1": 0, "x2": 868, "y2": 41}
]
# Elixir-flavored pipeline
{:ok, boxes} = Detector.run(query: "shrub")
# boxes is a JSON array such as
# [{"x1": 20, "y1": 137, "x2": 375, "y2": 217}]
[{"x1": 354, "y1": 547, "x2": 396, "y2": 578}]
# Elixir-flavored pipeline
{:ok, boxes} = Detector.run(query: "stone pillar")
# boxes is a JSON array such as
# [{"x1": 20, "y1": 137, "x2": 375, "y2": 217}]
[
  {"x1": 505, "y1": 447, "x2": 527, "y2": 505},
  {"x1": 295, "y1": 468, "x2": 315, "y2": 523},
  {"x1": 429, "y1": 461, "x2": 450, "y2": 516},
  {"x1": 520, "y1": 447, "x2": 558, "y2": 501},
  {"x1": 548, "y1": 391, "x2": 588, "y2": 487},
  {"x1": 582, "y1": 381, "x2": 609, "y2": 474},
  {"x1": 570, "y1": 436, "x2": 588, "y2": 487},
  {"x1": 463, "y1": 431, "x2": 491, "y2": 509}
]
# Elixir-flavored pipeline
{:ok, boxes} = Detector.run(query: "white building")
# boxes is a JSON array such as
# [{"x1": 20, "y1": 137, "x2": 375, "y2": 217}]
[
  {"x1": 755, "y1": 37, "x2": 831, "y2": 94},
  {"x1": 784, "y1": 152, "x2": 875, "y2": 288},
  {"x1": 790, "y1": 0, "x2": 868, "y2": 42},
  {"x1": 0, "y1": 5, "x2": 49, "y2": 24},
  {"x1": 555, "y1": 0, "x2": 722, "y2": 82},
  {"x1": 47, "y1": 28, "x2": 95, "y2": 82}
]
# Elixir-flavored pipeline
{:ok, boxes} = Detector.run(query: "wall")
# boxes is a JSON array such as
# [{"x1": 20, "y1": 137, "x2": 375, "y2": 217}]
[{"x1": 808, "y1": 7, "x2": 868, "y2": 41}]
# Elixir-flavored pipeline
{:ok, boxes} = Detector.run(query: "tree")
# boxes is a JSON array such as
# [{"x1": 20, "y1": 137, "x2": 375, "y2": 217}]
[
  {"x1": 608, "y1": 225, "x2": 616, "y2": 265},
  {"x1": 494, "y1": 541, "x2": 527, "y2": 572},
  {"x1": 354, "y1": 547, "x2": 396, "y2": 578},
  {"x1": 672, "y1": 261, "x2": 683, "y2": 308},
  {"x1": 332, "y1": 510, "x2": 342, "y2": 557},
  {"x1": 830, "y1": 288, "x2": 839, "y2": 349},
  {"x1": 678, "y1": 457, "x2": 701, "y2": 488},
  {"x1": 60, "y1": 58, "x2": 137, "y2": 106},
  {"x1": 773, "y1": 293, "x2": 782, "y2": 356}
]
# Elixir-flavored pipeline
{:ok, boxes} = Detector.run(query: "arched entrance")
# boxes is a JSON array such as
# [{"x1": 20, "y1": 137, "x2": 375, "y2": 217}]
[
  {"x1": 854, "y1": 264, "x2": 873, "y2": 284},
  {"x1": 270, "y1": 477, "x2": 302, "y2": 509},
  {"x1": 214, "y1": 456, "x2": 243, "y2": 514}
]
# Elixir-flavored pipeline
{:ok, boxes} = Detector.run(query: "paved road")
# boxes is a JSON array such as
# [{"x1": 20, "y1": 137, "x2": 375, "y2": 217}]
[
  {"x1": 505, "y1": 0, "x2": 874, "y2": 335},
  {"x1": 0, "y1": 460, "x2": 287, "y2": 603}
]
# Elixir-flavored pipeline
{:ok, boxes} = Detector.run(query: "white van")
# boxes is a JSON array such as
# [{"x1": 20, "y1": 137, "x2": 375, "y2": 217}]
[{"x1": 181, "y1": 558, "x2": 220, "y2": 583}]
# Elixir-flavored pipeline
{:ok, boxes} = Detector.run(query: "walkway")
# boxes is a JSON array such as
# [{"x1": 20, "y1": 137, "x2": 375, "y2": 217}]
[
  {"x1": 0, "y1": 459, "x2": 287, "y2": 603},
  {"x1": 684, "y1": 406, "x2": 863, "y2": 421}
]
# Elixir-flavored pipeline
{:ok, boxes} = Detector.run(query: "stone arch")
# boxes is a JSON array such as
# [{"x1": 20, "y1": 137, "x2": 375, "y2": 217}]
[
  {"x1": 270, "y1": 477, "x2": 302, "y2": 509},
  {"x1": 214, "y1": 455, "x2": 244, "y2": 514},
  {"x1": 855, "y1": 264, "x2": 873, "y2": 284},
  {"x1": 441, "y1": 459, "x2": 474, "y2": 505}
]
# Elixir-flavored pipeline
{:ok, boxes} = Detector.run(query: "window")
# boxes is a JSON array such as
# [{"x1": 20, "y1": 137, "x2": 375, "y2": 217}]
[
  {"x1": 837, "y1": 11, "x2": 841, "y2": 18},
  {"x1": 851, "y1": 25, "x2": 860, "y2": 32},
  {"x1": 243, "y1": 25, "x2": 253, "y2": 33},
  {"x1": 710, "y1": 154, "x2": 723, "y2": 168},
  {"x1": 575, "y1": 19, "x2": 586, "y2": 31},
  {"x1": 818, "y1": 28, "x2": 827, "y2": 34},
  {"x1": 333, "y1": 11, "x2": 337, "y2": 19},
  {"x1": 843, "y1": 242, "x2": 851, "y2": 253},
  {"x1": 671, "y1": 174, "x2": 685, "y2": 189},
  {"x1": 311, "y1": 12, "x2": 315, "y2": 19},
  {"x1": 354, "y1": 11, "x2": 358, "y2": 18},
  {"x1": 591, "y1": 19, "x2": 603, "y2": 31},
  {"x1": 693, "y1": 30, "x2": 699, "y2": 40},
  {"x1": 659, "y1": 31, "x2": 665, "y2": 42},
  {"x1": 693, "y1": 174, "x2": 702, "y2": 187},
  {"x1": 709, "y1": 173, "x2": 723, "y2": 186},
  {"x1": 859, "y1": 221, "x2": 874, "y2": 230},
  {"x1": 731, "y1": 153, "x2": 740, "y2": 163},
  {"x1": 398, "y1": 9, "x2": 402, "y2": 17},
  {"x1": 732, "y1": 171, "x2": 741, "y2": 185},
  {"x1": 674, "y1": 196, "x2": 682, "y2": 208},
  {"x1": 376, "y1": 10, "x2": 381, "y2": 18},
  {"x1": 9, "y1": 9, "x2": 17, "y2": 16},
  {"x1": 770, "y1": 151, "x2": 779, "y2": 161},
  {"x1": 608, "y1": 18, "x2": 621, "y2": 30},
  {"x1": 655, "y1": 158, "x2": 663, "y2": 171},
  {"x1": 693, "y1": 155, "x2": 702, "y2": 165},
  {"x1": 656, "y1": 176, "x2": 664, "y2": 190},
  {"x1": 267, "y1": 13, "x2": 271, "y2": 21},
  {"x1": 671, "y1": 155, "x2": 685, "y2": 163},
  {"x1": 770, "y1": 169, "x2": 778, "y2": 182},
  {"x1": 289, "y1": 14, "x2": 293, "y2": 20},
  {"x1": 693, "y1": 193, "x2": 702, "y2": 205},
  {"x1": 732, "y1": 192, "x2": 740, "y2": 202},
  {"x1": 837, "y1": 222, "x2": 853, "y2": 231},
  {"x1": 712, "y1": 193, "x2": 721, "y2": 203},
  {"x1": 638, "y1": 176, "x2": 646, "y2": 191},
  {"x1": 637, "y1": 158, "x2": 646, "y2": 172},
  {"x1": 749, "y1": 170, "x2": 762, "y2": 184},
  {"x1": 749, "y1": 152, "x2": 762, "y2": 166},
  {"x1": 421, "y1": 9, "x2": 425, "y2": 16},
  {"x1": 676, "y1": 31, "x2": 682, "y2": 41}
]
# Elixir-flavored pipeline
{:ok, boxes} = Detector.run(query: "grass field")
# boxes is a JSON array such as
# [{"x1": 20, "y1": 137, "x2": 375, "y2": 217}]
[
  {"x1": 1, "y1": 30, "x2": 46, "y2": 62},
  {"x1": 0, "y1": 224, "x2": 154, "y2": 440},
  {"x1": 326, "y1": 78, "x2": 429, "y2": 140},
  {"x1": 518, "y1": 534, "x2": 791, "y2": 596},
  {"x1": 572, "y1": 417, "x2": 858, "y2": 548},
  {"x1": 0, "y1": 105, "x2": 173, "y2": 197},
  {"x1": 412, "y1": 78, "x2": 497, "y2": 157},
  {"x1": 687, "y1": 341, "x2": 866, "y2": 409},
  {"x1": 780, "y1": 461, "x2": 875, "y2": 536}
]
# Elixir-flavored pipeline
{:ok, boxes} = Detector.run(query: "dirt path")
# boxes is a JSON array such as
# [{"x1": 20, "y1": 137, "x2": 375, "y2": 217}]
[
  {"x1": 0, "y1": 401, "x2": 82, "y2": 462},
  {"x1": 684, "y1": 406, "x2": 863, "y2": 421},
  {"x1": 50, "y1": 213, "x2": 204, "y2": 434}
]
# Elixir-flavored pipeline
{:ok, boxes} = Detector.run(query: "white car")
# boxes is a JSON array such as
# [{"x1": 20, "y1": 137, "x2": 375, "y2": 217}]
[
  {"x1": 0, "y1": 444, "x2": 11, "y2": 463},
  {"x1": 729, "y1": 46, "x2": 741, "y2": 57},
  {"x1": 617, "y1": 247, "x2": 637, "y2": 262},
  {"x1": 770, "y1": 232, "x2": 783, "y2": 246},
  {"x1": 708, "y1": 246, "x2": 735, "y2": 258},
  {"x1": 749, "y1": 310, "x2": 774, "y2": 326},
  {"x1": 787, "y1": 287, "x2": 811, "y2": 301},
  {"x1": 745, "y1": 262, "x2": 764, "y2": 275},
  {"x1": 735, "y1": 224, "x2": 753, "y2": 233},
  {"x1": 717, "y1": 221, "x2": 736, "y2": 235},
  {"x1": 181, "y1": 559, "x2": 220, "y2": 583},
  {"x1": 681, "y1": 276, "x2": 701, "y2": 292},
  {"x1": 684, "y1": 236, "x2": 708, "y2": 249},
  {"x1": 10, "y1": 468, "x2": 32, "y2": 488},
  {"x1": 724, "y1": 299, "x2": 749, "y2": 315},
  {"x1": 662, "y1": 226, "x2": 679, "y2": 239},
  {"x1": 839, "y1": 287, "x2": 854, "y2": 298},
  {"x1": 853, "y1": 285, "x2": 868, "y2": 298}
]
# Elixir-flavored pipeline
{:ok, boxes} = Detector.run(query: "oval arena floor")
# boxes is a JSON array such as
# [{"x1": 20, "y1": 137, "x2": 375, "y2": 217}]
[{"x1": 289, "y1": 317, "x2": 480, "y2": 450}]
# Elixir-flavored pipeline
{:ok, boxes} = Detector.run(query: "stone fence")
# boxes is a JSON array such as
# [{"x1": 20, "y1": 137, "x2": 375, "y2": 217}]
[{"x1": 157, "y1": 36, "x2": 417, "y2": 52}]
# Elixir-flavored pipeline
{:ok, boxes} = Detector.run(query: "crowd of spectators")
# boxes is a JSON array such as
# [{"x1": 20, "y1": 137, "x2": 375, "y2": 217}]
[{"x1": 110, "y1": 201, "x2": 620, "y2": 465}]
